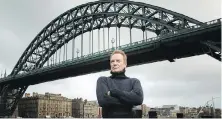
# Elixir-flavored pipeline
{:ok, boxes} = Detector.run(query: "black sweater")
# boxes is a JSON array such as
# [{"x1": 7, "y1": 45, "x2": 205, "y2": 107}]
[{"x1": 96, "y1": 74, "x2": 144, "y2": 118}]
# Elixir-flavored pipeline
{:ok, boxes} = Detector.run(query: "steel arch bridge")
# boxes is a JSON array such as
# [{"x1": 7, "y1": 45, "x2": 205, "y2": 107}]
[
  {"x1": 11, "y1": 0, "x2": 204, "y2": 76},
  {"x1": 0, "y1": 0, "x2": 221, "y2": 117}
]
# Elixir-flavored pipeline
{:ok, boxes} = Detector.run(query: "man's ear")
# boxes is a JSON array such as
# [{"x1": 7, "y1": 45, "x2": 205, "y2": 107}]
[{"x1": 124, "y1": 63, "x2": 127, "y2": 68}]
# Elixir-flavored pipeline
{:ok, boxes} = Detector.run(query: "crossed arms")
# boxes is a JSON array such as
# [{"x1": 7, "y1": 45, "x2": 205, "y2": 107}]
[{"x1": 96, "y1": 77, "x2": 144, "y2": 107}]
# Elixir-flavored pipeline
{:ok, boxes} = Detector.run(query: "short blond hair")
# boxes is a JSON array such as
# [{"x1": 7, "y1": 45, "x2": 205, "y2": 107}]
[{"x1": 110, "y1": 50, "x2": 127, "y2": 65}]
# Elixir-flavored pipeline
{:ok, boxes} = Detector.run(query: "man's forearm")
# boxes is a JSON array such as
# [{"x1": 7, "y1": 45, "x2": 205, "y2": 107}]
[
  {"x1": 98, "y1": 94, "x2": 124, "y2": 107},
  {"x1": 97, "y1": 77, "x2": 124, "y2": 107},
  {"x1": 110, "y1": 89, "x2": 143, "y2": 105},
  {"x1": 110, "y1": 79, "x2": 144, "y2": 105},
  {"x1": 104, "y1": 95, "x2": 123, "y2": 105}
]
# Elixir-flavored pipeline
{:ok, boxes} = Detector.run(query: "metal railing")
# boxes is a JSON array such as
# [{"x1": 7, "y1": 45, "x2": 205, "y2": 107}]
[{"x1": 196, "y1": 97, "x2": 221, "y2": 118}]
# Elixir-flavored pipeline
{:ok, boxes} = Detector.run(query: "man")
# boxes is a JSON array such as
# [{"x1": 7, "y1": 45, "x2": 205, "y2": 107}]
[{"x1": 96, "y1": 50, "x2": 144, "y2": 118}]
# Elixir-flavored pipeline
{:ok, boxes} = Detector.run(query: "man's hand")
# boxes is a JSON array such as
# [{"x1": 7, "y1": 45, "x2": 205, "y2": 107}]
[
  {"x1": 107, "y1": 91, "x2": 110, "y2": 96},
  {"x1": 105, "y1": 91, "x2": 111, "y2": 96},
  {"x1": 110, "y1": 89, "x2": 121, "y2": 97}
]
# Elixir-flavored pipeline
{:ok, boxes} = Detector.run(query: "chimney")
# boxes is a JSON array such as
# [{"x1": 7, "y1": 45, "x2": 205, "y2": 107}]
[
  {"x1": 4, "y1": 69, "x2": 6, "y2": 77},
  {"x1": 25, "y1": 93, "x2": 30, "y2": 97}
]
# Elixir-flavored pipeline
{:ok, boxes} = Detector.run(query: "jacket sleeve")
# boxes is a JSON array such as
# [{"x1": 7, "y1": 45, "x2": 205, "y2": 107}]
[
  {"x1": 96, "y1": 76, "x2": 124, "y2": 107},
  {"x1": 110, "y1": 78, "x2": 143, "y2": 106}
]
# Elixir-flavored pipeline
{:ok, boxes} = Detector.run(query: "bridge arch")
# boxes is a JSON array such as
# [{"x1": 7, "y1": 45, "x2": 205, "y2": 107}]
[{"x1": 11, "y1": 0, "x2": 203, "y2": 75}]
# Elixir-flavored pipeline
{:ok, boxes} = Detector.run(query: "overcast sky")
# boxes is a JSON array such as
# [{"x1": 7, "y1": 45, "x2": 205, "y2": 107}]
[{"x1": 0, "y1": 0, "x2": 221, "y2": 108}]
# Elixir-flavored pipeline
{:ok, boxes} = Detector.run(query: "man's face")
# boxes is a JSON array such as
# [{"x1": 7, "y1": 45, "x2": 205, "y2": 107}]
[{"x1": 110, "y1": 53, "x2": 126, "y2": 72}]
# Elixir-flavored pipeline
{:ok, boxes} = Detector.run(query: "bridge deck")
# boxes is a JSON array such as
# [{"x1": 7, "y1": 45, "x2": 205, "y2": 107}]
[{"x1": 0, "y1": 21, "x2": 221, "y2": 87}]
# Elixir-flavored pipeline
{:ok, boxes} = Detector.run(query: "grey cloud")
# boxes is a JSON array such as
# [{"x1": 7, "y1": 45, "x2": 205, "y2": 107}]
[
  {"x1": 0, "y1": 29, "x2": 25, "y2": 70},
  {"x1": 127, "y1": 55, "x2": 221, "y2": 81}
]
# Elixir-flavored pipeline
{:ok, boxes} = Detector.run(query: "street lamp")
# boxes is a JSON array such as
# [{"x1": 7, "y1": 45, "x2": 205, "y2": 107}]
[
  {"x1": 76, "y1": 48, "x2": 80, "y2": 58},
  {"x1": 51, "y1": 58, "x2": 53, "y2": 65},
  {"x1": 111, "y1": 38, "x2": 115, "y2": 49},
  {"x1": 211, "y1": 97, "x2": 220, "y2": 117}
]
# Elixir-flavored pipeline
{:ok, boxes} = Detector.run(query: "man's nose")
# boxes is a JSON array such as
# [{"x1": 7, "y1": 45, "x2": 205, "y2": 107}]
[{"x1": 113, "y1": 61, "x2": 118, "y2": 65}]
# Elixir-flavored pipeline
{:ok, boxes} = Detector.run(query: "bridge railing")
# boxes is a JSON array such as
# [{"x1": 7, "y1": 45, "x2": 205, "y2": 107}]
[
  {"x1": 14, "y1": 37, "x2": 161, "y2": 75},
  {"x1": 0, "y1": 18, "x2": 221, "y2": 81},
  {"x1": 0, "y1": 36, "x2": 162, "y2": 81},
  {"x1": 157, "y1": 18, "x2": 221, "y2": 40}
]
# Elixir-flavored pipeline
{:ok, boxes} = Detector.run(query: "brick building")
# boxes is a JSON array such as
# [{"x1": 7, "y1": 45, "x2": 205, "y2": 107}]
[
  {"x1": 83, "y1": 101, "x2": 99, "y2": 118},
  {"x1": 72, "y1": 98, "x2": 86, "y2": 118},
  {"x1": 18, "y1": 92, "x2": 72, "y2": 118}
]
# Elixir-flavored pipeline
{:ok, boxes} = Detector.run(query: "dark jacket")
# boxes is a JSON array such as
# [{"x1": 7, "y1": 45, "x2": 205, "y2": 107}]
[{"x1": 96, "y1": 74, "x2": 144, "y2": 118}]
